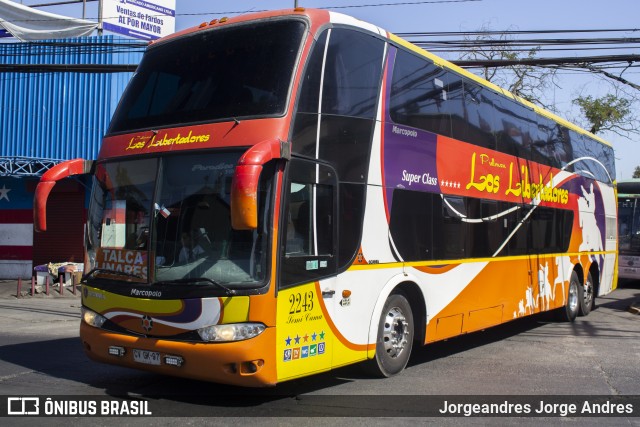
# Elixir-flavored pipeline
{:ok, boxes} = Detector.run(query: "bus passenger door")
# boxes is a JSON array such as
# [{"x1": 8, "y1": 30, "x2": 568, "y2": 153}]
[
  {"x1": 276, "y1": 158, "x2": 338, "y2": 382},
  {"x1": 531, "y1": 205, "x2": 575, "y2": 312}
]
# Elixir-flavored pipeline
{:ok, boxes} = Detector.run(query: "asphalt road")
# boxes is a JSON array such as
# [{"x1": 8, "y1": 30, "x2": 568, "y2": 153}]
[{"x1": 0, "y1": 280, "x2": 639, "y2": 426}]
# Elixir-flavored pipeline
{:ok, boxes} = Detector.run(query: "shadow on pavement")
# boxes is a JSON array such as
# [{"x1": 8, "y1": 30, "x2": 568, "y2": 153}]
[{"x1": 2, "y1": 288, "x2": 639, "y2": 416}]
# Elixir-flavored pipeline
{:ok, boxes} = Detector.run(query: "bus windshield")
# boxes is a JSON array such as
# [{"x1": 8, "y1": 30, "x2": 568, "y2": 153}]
[
  {"x1": 619, "y1": 196, "x2": 640, "y2": 254},
  {"x1": 108, "y1": 19, "x2": 306, "y2": 134},
  {"x1": 86, "y1": 152, "x2": 271, "y2": 291}
]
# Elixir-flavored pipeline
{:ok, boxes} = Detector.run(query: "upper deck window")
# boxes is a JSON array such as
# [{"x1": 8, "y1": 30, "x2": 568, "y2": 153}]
[{"x1": 109, "y1": 19, "x2": 306, "y2": 134}]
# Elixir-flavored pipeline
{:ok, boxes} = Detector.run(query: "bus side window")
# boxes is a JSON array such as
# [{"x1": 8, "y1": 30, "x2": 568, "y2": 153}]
[
  {"x1": 284, "y1": 183, "x2": 333, "y2": 255},
  {"x1": 286, "y1": 188, "x2": 311, "y2": 255},
  {"x1": 281, "y1": 159, "x2": 337, "y2": 288},
  {"x1": 389, "y1": 49, "x2": 455, "y2": 138},
  {"x1": 317, "y1": 28, "x2": 384, "y2": 184},
  {"x1": 462, "y1": 80, "x2": 496, "y2": 150}
]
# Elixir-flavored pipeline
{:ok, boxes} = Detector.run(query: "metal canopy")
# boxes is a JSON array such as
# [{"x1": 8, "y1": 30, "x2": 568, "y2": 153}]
[{"x1": 0, "y1": 157, "x2": 63, "y2": 177}]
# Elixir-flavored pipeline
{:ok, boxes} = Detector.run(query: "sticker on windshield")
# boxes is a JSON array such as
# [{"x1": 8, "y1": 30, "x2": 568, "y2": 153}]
[
  {"x1": 95, "y1": 248, "x2": 148, "y2": 281},
  {"x1": 154, "y1": 203, "x2": 171, "y2": 218}
]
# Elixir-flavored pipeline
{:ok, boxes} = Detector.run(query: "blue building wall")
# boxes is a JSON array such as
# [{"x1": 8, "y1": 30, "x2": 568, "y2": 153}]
[
  {"x1": 0, "y1": 35, "x2": 144, "y2": 160},
  {"x1": 0, "y1": 36, "x2": 144, "y2": 279}
]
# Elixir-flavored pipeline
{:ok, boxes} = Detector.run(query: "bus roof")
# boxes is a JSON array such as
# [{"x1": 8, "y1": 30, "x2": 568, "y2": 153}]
[
  {"x1": 149, "y1": 7, "x2": 610, "y2": 149},
  {"x1": 618, "y1": 179, "x2": 640, "y2": 195},
  {"x1": 386, "y1": 33, "x2": 611, "y2": 148}
]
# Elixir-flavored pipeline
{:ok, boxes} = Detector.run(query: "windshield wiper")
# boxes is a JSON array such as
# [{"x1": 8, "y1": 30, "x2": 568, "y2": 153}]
[
  {"x1": 83, "y1": 268, "x2": 144, "y2": 281},
  {"x1": 152, "y1": 277, "x2": 236, "y2": 295}
]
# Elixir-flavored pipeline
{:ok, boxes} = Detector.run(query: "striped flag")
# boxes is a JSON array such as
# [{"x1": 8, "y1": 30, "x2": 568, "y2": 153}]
[
  {"x1": 155, "y1": 203, "x2": 171, "y2": 218},
  {"x1": 0, "y1": 181, "x2": 33, "y2": 278}
]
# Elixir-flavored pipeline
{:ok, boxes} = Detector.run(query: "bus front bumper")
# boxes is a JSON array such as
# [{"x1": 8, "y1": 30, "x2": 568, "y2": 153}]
[
  {"x1": 80, "y1": 322, "x2": 277, "y2": 387},
  {"x1": 619, "y1": 255, "x2": 640, "y2": 280}
]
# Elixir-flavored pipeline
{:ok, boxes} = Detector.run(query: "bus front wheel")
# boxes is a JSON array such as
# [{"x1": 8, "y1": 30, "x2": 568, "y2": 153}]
[
  {"x1": 367, "y1": 292, "x2": 414, "y2": 377},
  {"x1": 578, "y1": 272, "x2": 595, "y2": 316}
]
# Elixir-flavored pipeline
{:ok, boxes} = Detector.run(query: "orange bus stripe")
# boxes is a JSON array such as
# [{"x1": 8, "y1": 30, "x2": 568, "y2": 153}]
[{"x1": 314, "y1": 281, "x2": 372, "y2": 352}]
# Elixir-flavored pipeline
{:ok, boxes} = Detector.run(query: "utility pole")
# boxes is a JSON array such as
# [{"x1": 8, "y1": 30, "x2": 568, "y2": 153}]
[{"x1": 97, "y1": 0, "x2": 103, "y2": 36}]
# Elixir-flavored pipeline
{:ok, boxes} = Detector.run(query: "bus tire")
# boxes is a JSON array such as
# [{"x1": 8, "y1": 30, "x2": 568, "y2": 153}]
[
  {"x1": 578, "y1": 271, "x2": 594, "y2": 316},
  {"x1": 367, "y1": 292, "x2": 414, "y2": 378},
  {"x1": 558, "y1": 271, "x2": 580, "y2": 322}
]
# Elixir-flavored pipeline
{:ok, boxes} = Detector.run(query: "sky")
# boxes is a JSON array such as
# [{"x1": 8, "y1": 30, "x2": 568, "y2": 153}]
[{"x1": 22, "y1": 0, "x2": 640, "y2": 180}]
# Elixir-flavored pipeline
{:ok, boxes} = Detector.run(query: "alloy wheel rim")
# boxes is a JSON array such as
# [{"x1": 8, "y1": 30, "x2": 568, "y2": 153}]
[
  {"x1": 382, "y1": 306, "x2": 409, "y2": 358},
  {"x1": 568, "y1": 283, "x2": 579, "y2": 313}
]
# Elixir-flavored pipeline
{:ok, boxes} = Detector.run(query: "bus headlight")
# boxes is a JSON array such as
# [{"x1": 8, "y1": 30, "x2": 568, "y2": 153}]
[
  {"x1": 82, "y1": 307, "x2": 107, "y2": 328},
  {"x1": 197, "y1": 323, "x2": 266, "y2": 342}
]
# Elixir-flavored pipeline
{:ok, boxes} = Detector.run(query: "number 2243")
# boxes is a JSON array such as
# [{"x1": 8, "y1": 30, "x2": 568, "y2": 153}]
[{"x1": 289, "y1": 291, "x2": 314, "y2": 314}]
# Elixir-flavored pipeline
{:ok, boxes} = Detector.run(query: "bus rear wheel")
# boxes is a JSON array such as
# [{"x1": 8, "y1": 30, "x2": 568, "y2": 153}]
[
  {"x1": 558, "y1": 271, "x2": 579, "y2": 322},
  {"x1": 579, "y1": 272, "x2": 595, "y2": 316},
  {"x1": 367, "y1": 292, "x2": 414, "y2": 378}
]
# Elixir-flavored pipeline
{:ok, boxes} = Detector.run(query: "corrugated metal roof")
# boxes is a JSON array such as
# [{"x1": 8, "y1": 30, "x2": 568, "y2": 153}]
[{"x1": 0, "y1": 35, "x2": 144, "y2": 161}]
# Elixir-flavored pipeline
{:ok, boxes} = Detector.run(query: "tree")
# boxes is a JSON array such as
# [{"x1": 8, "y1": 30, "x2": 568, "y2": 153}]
[
  {"x1": 572, "y1": 94, "x2": 632, "y2": 135},
  {"x1": 459, "y1": 26, "x2": 640, "y2": 139},
  {"x1": 458, "y1": 26, "x2": 640, "y2": 178},
  {"x1": 459, "y1": 24, "x2": 559, "y2": 111}
]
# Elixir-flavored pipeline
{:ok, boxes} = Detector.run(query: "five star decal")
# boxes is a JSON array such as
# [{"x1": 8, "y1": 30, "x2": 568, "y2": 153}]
[
  {"x1": 284, "y1": 331, "x2": 326, "y2": 347},
  {"x1": 440, "y1": 180, "x2": 462, "y2": 189},
  {"x1": 0, "y1": 185, "x2": 11, "y2": 201},
  {"x1": 283, "y1": 330, "x2": 327, "y2": 361}
]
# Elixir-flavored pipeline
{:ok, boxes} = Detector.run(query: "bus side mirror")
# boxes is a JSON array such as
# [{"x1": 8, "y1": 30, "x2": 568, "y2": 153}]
[
  {"x1": 231, "y1": 164, "x2": 261, "y2": 230},
  {"x1": 34, "y1": 159, "x2": 93, "y2": 232},
  {"x1": 230, "y1": 139, "x2": 290, "y2": 230}
]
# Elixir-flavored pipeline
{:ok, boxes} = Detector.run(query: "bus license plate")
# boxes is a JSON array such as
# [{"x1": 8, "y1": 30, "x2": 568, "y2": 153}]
[{"x1": 133, "y1": 349, "x2": 161, "y2": 365}]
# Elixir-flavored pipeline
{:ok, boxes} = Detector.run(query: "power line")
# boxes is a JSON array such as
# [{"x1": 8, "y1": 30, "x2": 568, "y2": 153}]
[
  {"x1": 2, "y1": 53, "x2": 638, "y2": 74},
  {"x1": 412, "y1": 37, "x2": 640, "y2": 47},
  {"x1": 317, "y1": 0, "x2": 483, "y2": 9},
  {"x1": 452, "y1": 54, "x2": 640, "y2": 67},
  {"x1": 14, "y1": 0, "x2": 483, "y2": 22},
  {"x1": 0, "y1": 24, "x2": 638, "y2": 78},
  {"x1": 397, "y1": 28, "x2": 640, "y2": 36},
  {"x1": 27, "y1": 0, "x2": 98, "y2": 7},
  {"x1": 0, "y1": 63, "x2": 136, "y2": 72},
  {"x1": 428, "y1": 46, "x2": 640, "y2": 54}
]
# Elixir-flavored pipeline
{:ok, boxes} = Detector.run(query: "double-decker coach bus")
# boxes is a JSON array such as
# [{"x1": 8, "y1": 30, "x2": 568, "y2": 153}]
[
  {"x1": 35, "y1": 8, "x2": 617, "y2": 386},
  {"x1": 618, "y1": 179, "x2": 640, "y2": 280}
]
